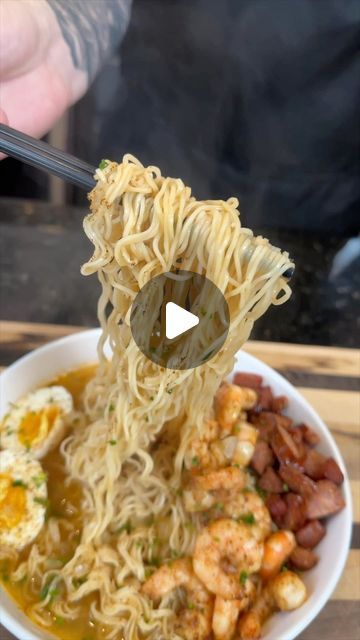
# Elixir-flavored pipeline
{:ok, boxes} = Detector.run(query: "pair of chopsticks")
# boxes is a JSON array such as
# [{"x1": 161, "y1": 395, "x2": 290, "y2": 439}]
[{"x1": 0, "y1": 124, "x2": 96, "y2": 190}]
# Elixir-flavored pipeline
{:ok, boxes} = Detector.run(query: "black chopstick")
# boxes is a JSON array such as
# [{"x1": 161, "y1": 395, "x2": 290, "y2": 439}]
[{"x1": 0, "y1": 124, "x2": 96, "y2": 190}]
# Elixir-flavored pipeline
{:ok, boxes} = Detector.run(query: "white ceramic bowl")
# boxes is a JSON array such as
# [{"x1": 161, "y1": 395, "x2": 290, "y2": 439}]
[{"x1": 0, "y1": 329, "x2": 352, "y2": 640}]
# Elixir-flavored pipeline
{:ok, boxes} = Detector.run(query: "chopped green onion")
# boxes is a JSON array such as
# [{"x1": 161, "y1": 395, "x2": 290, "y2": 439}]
[
  {"x1": 108, "y1": 439, "x2": 117, "y2": 445},
  {"x1": 191, "y1": 456, "x2": 199, "y2": 467},
  {"x1": 239, "y1": 512, "x2": 255, "y2": 525},
  {"x1": 12, "y1": 479, "x2": 27, "y2": 488},
  {"x1": 32, "y1": 472, "x2": 48, "y2": 488},
  {"x1": 115, "y1": 521, "x2": 132, "y2": 534},
  {"x1": 255, "y1": 486, "x2": 267, "y2": 500},
  {"x1": 239, "y1": 570, "x2": 248, "y2": 585},
  {"x1": 34, "y1": 497, "x2": 50, "y2": 508},
  {"x1": 282, "y1": 483, "x2": 289, "y2": 492},
  {"x1": 99, "y1": 159, "x2": 108, "y2": 170}
]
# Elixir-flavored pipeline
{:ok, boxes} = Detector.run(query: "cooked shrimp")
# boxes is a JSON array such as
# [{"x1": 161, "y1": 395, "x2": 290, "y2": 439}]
[
  {"x1": 215, "y1": 383, "x2": 257, "y2": 432},
  {"x1": 223, "y1": 491, "x2": 272, "y2": 541},
  {"x1": 260, "y1": 530, "x2": 296, "y2": 580},
  {"x1": 191, "y1": 466, "x2": 247, "y2": 493},
  {"x1": 213, "y1": 587, "x2": 255, "y2": 640},
  {"x1": 193, "y1": 519, "x2": 263, "y2": 599},
  {"x1": 184, "y1": 419, "x2": 221, "y2": 470},
  {"x1": 141, "y1": 557, "x2": 213, "y2": 640},
  {"x1": 183, "y1": 466, "x2": 247, "y2": 513},
  {"x1": 238, "y1": 570, "x2": 307, "y2": 639}
]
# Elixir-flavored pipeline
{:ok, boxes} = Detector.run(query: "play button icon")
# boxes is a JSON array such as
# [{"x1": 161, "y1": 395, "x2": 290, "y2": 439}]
[
  {"x1": 165, "y1": 302, "x2": 199, "y2": 339},
  {"x1": 130, "y1": 270, "x2": 230, "y2": 370}
]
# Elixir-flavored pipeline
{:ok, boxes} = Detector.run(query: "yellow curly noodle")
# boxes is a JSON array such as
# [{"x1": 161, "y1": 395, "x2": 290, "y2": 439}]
[{"x1": 8, "y1": 156, "x2": 293, "y2": 639}]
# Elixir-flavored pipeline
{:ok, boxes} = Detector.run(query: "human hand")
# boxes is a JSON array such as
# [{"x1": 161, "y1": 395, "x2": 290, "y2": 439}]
[{"x1": 0, "y1": 0, "x2": 87, "y2": 139}]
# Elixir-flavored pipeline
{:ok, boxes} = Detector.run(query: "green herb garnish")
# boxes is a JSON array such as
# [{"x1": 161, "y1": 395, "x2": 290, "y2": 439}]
[
  {"x1": 12, "y1": 479, "x2": 27, "y2": 488},
  {"x1": 32, "y1": 472, "x2": 48, "y2": 488},
  {"x1": 108, "y1": 403, "x2": 115, "y2": 412},
  {"x1": 255, "y1": 486, "x2": 267, "y2": 500},
  {"x1": 34, "y1": 497, "x2": 50, "y2": 508},
  {"x1": 191, "y1": 456, "x2": 199, "y2": 467},
  {"x1": 40, "y1": 581, "x2": 59, "y2": 601},
  {"x1": 108, "y1": 439, "x2": 117, "y2": 446},
  {"x1": 239, "y1": 512, "x2": 255, "y2": 525},
  {"x1": 282, "y1": 483, "x2": 289, "y2": 492},
  {"x1": 99, "y1": 159, "x2": 108, "y2": 170},
  {"x1": 240, "y1": 570, "x2": 248, "y2": 585},
  {"x1": 115, "y1": 521, "x2": 132, "y2": 535}
]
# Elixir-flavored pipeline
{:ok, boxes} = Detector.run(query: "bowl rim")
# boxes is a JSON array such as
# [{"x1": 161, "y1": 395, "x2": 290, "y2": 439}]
[{"x1": 0, "y1": 328, "x2": 353, "y2": 640}]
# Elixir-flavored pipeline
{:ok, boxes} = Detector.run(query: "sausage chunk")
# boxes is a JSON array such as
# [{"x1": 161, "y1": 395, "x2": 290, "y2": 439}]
[
  {"x1": 290, "y1": 546, "x2": 318, "y2": 571},
  {"x1": 258, "y1": 467, "x2": 284, "y2": 493},
  {"x1": 296, "y1": 520, "x2": 326, "y2": 549},
  {"x1": 233, "y1": 372, "x2": 263, "y2": 389},
  {"x1": 251, "y1": 440, "x2": 275, "y2": 475},
  {"x1": 305, "y1": 480, "x2": 345, "y2": 519},
  {"x1": 324, "y1": 458, "x2": 344, "y2": 485}
]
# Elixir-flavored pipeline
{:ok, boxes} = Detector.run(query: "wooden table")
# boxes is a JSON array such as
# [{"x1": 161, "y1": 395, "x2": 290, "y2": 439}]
[{"x1": 0, "y1": 321, "x2": 359, "y2": 640}]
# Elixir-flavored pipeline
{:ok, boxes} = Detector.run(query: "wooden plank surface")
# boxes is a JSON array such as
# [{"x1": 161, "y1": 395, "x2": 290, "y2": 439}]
[{"x1": 0, "y1": 321, "x2": 359, "y2": 640}]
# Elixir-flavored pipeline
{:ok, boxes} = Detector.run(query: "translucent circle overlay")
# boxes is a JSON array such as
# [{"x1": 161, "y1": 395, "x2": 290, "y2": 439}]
[{"x1": 130, "y1": 270, "x2": 230, "y2": 370}]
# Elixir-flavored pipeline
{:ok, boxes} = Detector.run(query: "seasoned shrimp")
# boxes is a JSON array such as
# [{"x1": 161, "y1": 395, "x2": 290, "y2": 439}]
[
  {"x1": 141, "y1": 557, "x2": 213, "y2": 640},
  {"x1": 191, "y1": 466, "x2": 247, "y2": 493},
  {"x1": 238, "y1": 571, "x2": 307, "y2": 639},
  {"x1": 208, "y1": 421, "x2": 258, "y2": 469},
  {"x1": 193, "y1": 519, "x2": 263, "y2": 599},
  {"x1": 260, "y1": 530, "x2": 296, "y2": 580},
  {"x1": 184, "y1": 466, "x2": 248, "y2": 513},
  {"x1": 215, "y1": 383, "x2": 257, "y2": 432},
  {"x1": 213, "y1": 586, "x2": 255, "y2": 640},
  {"x1": 184, "y1": 419, "x2": 221, "y2": 470},
  {"x1": 223, "y1": 491, "x2": 272, "y2": 541}
]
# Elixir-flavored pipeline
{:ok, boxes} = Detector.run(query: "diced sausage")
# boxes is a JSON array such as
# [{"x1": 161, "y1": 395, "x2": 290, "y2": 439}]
[
  {"x1": 249, "y1": 412, "x2": 278, "y2": 441},
  {"x1": 271, "y1": 395, "x2": 289, "y2": 413},
  {"x1": 298, "y1": 423, "x2": 320, "y2": 446},
  {"x1": 257, "y1": 386, "x2": 273, "y2": 411},
  {"x1": 304, "y1": 449, "x2": 326, "y2": 480},
  {"x1": 279, "y1": 464, "x2": 317, "y2": 497},
  {"x1": 233, "y1": 372, "x2": 263, "y2": 389},
  {"x1": 266, "y1": 494, "x2": 287, "y2": 528},
  {"x1": 251, "y1": 440, "x2": 275, "y2": 475},
  {"x1": 296, "y1": 520, "x2": 326, "y2": 549},
  {"x1": 305, "y1": 480, "x2": 345, "y2": 519},
  {"x1": 282, "y1": 493, "x2": 307, "y2": 531},
  {"x1": 290, "y1": 546, "x2": 318, "y2": 571},
  {"x1": 288, "y1": 426, "x2": 304, "y2": 446},
  {"x1": 258, "y1": 467, "x2": 284, "y2": 493},
  {"x1": 271, "y1": 426, "x2": 304, "y2": 466},
  {"x1": 324, "y1": 458, "x2": 344, "y2": 486}
]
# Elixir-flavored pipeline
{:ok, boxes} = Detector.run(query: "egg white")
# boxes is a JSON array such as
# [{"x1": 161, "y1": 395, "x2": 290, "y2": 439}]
[
  {"x1": 1, "y1": 386, "x2": 73, "y2": 459},
  {"x1": 0, "y1": 450, "x2": 48, "y2": 549}
]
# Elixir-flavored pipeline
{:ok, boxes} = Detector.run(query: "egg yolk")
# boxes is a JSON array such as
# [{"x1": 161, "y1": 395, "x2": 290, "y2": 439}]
[
  {"x1": 18, "y1": 406, "x2": 60, "y2": 448},
  {"x1": 0, "y1": 473, "x2": 26, "y2": 529}
]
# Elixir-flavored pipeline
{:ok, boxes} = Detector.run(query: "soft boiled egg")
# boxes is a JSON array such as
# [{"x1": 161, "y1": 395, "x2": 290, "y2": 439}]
[
  {"x1": 0, "y1": 450, "x2": 48, "y2": 549},
  {"x1": 1, "y1": 386, "x2": 73, "y2": 459}
]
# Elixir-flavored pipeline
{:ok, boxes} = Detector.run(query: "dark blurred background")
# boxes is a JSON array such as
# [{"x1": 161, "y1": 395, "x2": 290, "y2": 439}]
[{"x1": 1, "y1": 0, "x2": 359, "y2": 346}]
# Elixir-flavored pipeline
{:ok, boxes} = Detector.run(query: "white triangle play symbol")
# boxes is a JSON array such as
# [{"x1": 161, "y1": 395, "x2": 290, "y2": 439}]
[{"x1": 165, "y1": 302, "x2": 199, "y2": 340}]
